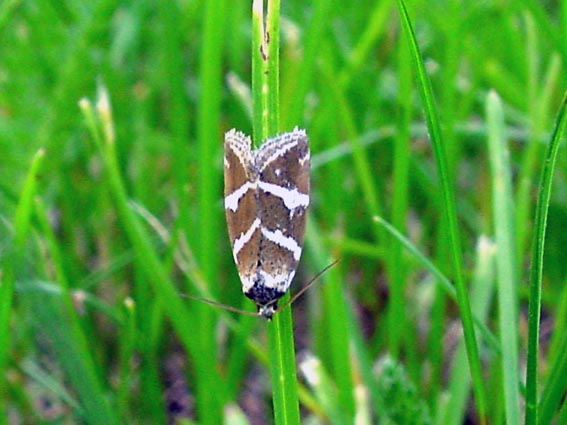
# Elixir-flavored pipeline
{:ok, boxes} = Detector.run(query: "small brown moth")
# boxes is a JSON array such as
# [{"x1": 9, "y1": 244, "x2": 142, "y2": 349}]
[{"x1": 224, "y1": 127, "x2": 310, "y2": 319}]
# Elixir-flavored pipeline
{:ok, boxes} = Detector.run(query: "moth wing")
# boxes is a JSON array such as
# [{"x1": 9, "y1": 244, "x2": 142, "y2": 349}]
[
  {"x1": 224, "y1": 129, "x2": 261, "y2": 291},
  {"x1": 254, "y1": 128, "x2": 310, "y2": 294}
]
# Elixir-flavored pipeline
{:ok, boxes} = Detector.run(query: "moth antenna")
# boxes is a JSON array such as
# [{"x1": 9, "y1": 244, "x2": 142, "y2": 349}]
[
  {"x1": 279, "y1": 258, "x2": 340, "y2": 312},
  {"x1": 180, "y1": 293, "x2": 259, "y2": 317}
]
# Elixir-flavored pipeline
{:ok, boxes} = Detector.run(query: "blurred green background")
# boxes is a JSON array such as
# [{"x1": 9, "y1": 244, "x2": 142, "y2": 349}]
[{"x1": 1, "y1": 0, "x2": 567, "y2": 424}]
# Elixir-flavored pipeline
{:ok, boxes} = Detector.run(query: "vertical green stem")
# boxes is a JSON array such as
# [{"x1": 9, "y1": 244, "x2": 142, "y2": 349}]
[
  {"x1": 195, "y1": 0, "x2": 226, "y2": 422},
  {"x1": 252, "y1": 0, "x2": 300, "y2": 423}
]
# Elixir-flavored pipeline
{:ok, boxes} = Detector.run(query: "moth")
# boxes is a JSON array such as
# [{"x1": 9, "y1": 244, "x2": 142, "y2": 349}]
[{"x1": 224, "y1": 127, "x2": 310, "y2": 319}]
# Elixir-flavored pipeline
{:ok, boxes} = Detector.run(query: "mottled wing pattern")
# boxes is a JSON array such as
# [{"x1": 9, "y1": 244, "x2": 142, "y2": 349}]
[
  {"x1": 253, "y1": 128, "x2": 309, "y2": 293},
  {"x1": 224, "y1": 127, "x2": 310, "y2": 318}
]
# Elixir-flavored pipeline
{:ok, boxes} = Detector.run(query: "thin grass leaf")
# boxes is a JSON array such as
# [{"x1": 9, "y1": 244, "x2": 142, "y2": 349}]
[
  {"x1": 116, "y1": 298, "x2": 136, "y2": 422},
  {"x1": 281, "y1": 0, "x2": 333, "y2": 128},
  {"x1": 487, "y1": 90, "x2": 521, "y2": 425},
  {"x1": 309, "y1": 45, "x2": 362, "y2": 424},
  {"x1": 515, "y1": 12, "x2": 543, "y2": 258},
  {"x1": 306, "y1": 218, "x2": 355, "y2": 421},
  {"x1": 396, "y1": 1, "x2": 487, "y2": 421},
  {"x1": 346, "y1": 294, "x2": 388, "y2": 422},
  {"x1": 33, "y1": 197, "x2": 119, "y2": 424},
  {"x1": 0, "y1": 269, "x2": 11, "y2": 425},
  {"x1": 80, "y1": 88, "x2": 204, "y2": 419},
  {"x1": 13, "y1": 149, "x2": 45, "y2": 247},
  {"x1": 556, "y1": 405, "x2": 567, "y2": 425},
  {"x1": 0, "y1": 148, "x2": 45, "y2": 423},
  {"x1": 437, "y1": 237, "x2": 496, "y2": 425},
  {"x1": 386, "y1": 22, "x2": 412, "y2": 358},
  {"x1": 539, "y1": 330, "x2": 567, "y2": 424},
  {"x1": 194, "y1": 0, "x2": 226, "y2": 420},
  {"x1": 374, "y1": 216, "x2": 499, "y2": 352},
  {"x1": 525, "y1": 91, "x2": 567, "y2": 425}
]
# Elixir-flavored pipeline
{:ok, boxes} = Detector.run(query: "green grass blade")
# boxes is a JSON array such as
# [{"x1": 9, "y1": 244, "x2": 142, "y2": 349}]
[
  {"x1": 386, "y1": 22, "x2": 412, "y2": 358},
  {"x1": 396, "y1": 1, "x2": 487, "y2": 420},
  {"x1": 374, "y1": 216, "x2": 499, "y2": 351},
  {"x1": 556, "y1": 405, "x2": 567, "y2": 425},
  {"x1": 515, "y1": 12, "x2": 544, "y2": 259},
  {"x1": 252, "y1": 0, "x2": 300, "y2": 423},
  {"x1": 116, "y1": 298, "x2": 136, "y2": 422},
  {"x1": 194, "y1": 0, "x2": 226, "y2": 421},
  {"x1": 267, "y1": 311, "x2": 300, "y2": 425},
  {"x1": 0, "y1": 270, "x2": 10, "y2": 425},
  {"x1": 306, "y1": 218, "x2": 355, "y2": 420},
  {"x1": 525, "y1": 92, "x2": 567, "y2": 425},
  {"x1": 438, "y1": 237, "x2": 496, "y2": 425},
  {"x1": 33, "y1": 197, "x2": 119, "y2": 424},
  {"x1": 13, "y1": 149, "x2": 45, "y2": 247},
  {"x1": 307, "y1": 46, "x2": 368, "y2": 423},
  {"x1": 281, "y1": 0, "x2": 333, "y2": 128},
  {"x1": 0, "y1": 148, "x2": 45, "y2": 424},
  {"x1": 80, "y1": 88, "x2": 204, "y2": 418},
  {"x1": 539, "y1": 330, "x2": 567, "y2": 424},
  {"x1": 486, "y1": 90, "x2": 521, "y2": 425}
]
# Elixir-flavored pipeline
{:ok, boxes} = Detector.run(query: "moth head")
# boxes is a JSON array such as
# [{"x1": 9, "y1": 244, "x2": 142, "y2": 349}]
[
  {"x1": 244, "y1": 272, "x2": 289, "y2": 320},
  {"x1": 256, "y1": 300, "x2": 279, "y2": 320}
]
